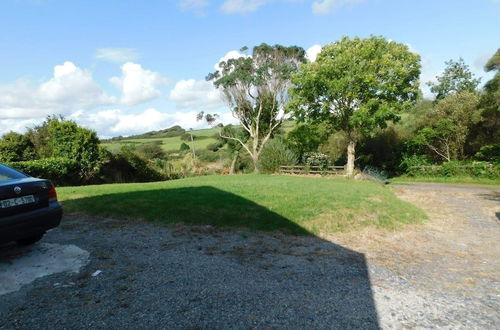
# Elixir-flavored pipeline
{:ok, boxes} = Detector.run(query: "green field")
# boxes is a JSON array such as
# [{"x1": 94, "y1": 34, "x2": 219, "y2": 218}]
[
  {"x1": 101, "y1": 127, "x2": 220, "y2": 153},
  {"x1": 59, "y1": 175, "x2": 427, "y2": 235},
  {"x1": 101, "y1": 122, "x2": 296, "y2": 153}
]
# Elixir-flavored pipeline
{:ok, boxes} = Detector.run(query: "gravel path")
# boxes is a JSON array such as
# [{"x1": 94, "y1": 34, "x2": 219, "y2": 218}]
[{"x1": 0, "y1": 182, "x2": 499, "y2": 329}]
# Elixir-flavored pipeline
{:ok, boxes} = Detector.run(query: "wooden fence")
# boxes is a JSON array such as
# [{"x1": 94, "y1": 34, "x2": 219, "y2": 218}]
[{"x1": 279, "y1": 165, "x2": 345, "y2": 175}]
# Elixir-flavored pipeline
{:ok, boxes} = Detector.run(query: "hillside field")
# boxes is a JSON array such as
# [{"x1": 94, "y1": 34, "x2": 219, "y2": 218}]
[
  {"x1": 100, "y1": 121, "x2": 296, "y2": 153},
  {"x1": 58, "y1": 175, "x2": 427, "y2": 235},
  {"x1": 101, "y1": 128, "x2": 220, "y2": 153}
]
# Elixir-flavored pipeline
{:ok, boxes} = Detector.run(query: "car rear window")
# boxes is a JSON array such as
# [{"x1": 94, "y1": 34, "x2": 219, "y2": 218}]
[{"x1": 0, "y1": 164, "x2": 28, "y2": 182}]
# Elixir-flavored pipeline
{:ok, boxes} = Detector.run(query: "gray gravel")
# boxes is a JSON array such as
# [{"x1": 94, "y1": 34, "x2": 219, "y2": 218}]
[{"x1": 0, "y1": 182, "x2": 499, "y2": 329}]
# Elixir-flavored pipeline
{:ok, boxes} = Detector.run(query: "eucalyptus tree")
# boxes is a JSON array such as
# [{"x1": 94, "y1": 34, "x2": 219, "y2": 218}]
[
  {"x1": 206, "y1": 44, "x2": 306, "y2": 172},
  {"x1": 427, "y1": 58, "x2": 481, "y2": 100},
  {"x1": 289, "y1": 36, "x2": 421, "y2": 176}
]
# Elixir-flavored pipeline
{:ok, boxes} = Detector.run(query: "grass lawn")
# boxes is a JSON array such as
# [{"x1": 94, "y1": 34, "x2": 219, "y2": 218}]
[
  {"x1": 58, "y1": 175, "x2": 427, "y2": 235},
  {"x1": 390, "y1": 176, "x2": 500, "y2": 185}
]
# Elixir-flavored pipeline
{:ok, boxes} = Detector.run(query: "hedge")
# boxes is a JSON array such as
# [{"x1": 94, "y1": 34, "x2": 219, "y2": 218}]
[
  {"x1": 407, "y1": 161, "x2": 500, "y2": 179},
  {"x1": 5, "y1": 158, "x2": 80, "y2": 186}
]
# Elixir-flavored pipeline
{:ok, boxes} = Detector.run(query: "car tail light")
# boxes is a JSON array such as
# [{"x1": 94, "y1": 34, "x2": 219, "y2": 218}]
[{"x1": 48, "y1": 186, "x2": 58, "y2": 202}]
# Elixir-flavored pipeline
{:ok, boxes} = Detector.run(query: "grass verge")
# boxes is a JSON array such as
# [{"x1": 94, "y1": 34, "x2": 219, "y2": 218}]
[{"x1": 58, "y1": 174, "x2": 427, "y2": 235}]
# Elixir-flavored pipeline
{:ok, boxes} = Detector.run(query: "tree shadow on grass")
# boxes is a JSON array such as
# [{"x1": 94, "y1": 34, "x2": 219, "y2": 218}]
[{"x1": 56, "y1": 187, "x2": 380, "y2": 328}]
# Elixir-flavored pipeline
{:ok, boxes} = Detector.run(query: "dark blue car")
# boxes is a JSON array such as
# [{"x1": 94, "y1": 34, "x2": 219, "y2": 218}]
[{"x1": 0, "y1": 164, "x2": 62, "y2": 245}]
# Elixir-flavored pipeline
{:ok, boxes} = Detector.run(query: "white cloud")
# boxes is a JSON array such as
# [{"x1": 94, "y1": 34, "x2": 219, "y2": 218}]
[
  {"x1": 170, "y1": 79, "x2": 224, "y2": 110},
  {"x1": 95, "y1": 48, "x2": 140, "y2": 63},
  {"x1": 169, "y1": 49, "x2": 250, "y2": 110},
  {"x1": 38, "y1": 62, "x2": 115, "y2": 107},
  {"x1": 0, "y1": 118, "x2": 43, "y2": 137},
  {"x1": 306, "y1": 44, "x2": 322, "y2": 62},
  {"x1": 110, "y1": 62, "x2": 169, "y2": 105},
  {"x1": 312, "y1": 0, "x2": 365, "y2": 15},
  {"x1": 68, "y1": 108, "x2": 237, "y2": 138},
  {"x1": 0, "y1": 107, "x2": 239, "y2": 138},
  {"x1": 178, "y1": 0, "x2": 210, "y2": 15},
  {"x1": 0, "y1": 61, "x2": 114, "y2": 119}
]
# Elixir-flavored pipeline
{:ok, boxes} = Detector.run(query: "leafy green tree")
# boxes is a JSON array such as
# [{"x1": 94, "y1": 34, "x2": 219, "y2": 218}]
[
  {"x1": 427, "y1": 58, "x2": 481, "y2": 100},
  {"x1": 27, "y1": 117, "x2": 102, "y2": 180},
  {"x1": 198, "y1": 119, "x2": 249, "y2": 174},
  {"x1": 220, "y1": 125, "x2": 249, "y2": 174},
  {"x1": 470, "y1": 48, "x2": 500, "y2": 151},
  {"x1": 289, "y1": 36, "x2": 421, "y2": 176},
  {"x1": 0, "y1": 132, "x2": 37, "y2": 162},
  {"x1": 413, "y1": 91, "x2": 480, "y2": 161},
  {"x1": 318, "y1": 131, "x2": 348, "y2": 164},
  {"x1": 286, "y1": 122, "x2": 330, "y2": 160},
  {"x1": 206, "y1": 43, "x2": 306, "y2": 172},
  {"x1": 46, "y1": 118, "x2": 102, "y2": 180}
]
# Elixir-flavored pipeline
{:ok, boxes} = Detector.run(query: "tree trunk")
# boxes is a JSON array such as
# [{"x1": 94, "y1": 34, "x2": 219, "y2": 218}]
[
  {"x1": 229, "y1": 153, "x2": 238, "y2": 175},
  {"x1": 346, "y1": 140, "x2": 356, "y2": 177},
  {"x1": 252, "y1": 154, "x2": 260, "y2": 173}
]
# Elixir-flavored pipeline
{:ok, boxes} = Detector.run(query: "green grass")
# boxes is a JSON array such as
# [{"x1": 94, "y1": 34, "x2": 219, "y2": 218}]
[
  {"x1": 390, "y1": 176, "x2": 500, "y2": 185},
  {"x1": 102, "y1": 131, "x2": 219, "y2": 153},
  {"x1": 58, "y1": 175, "x2": 427, "y2": 235},
  {"x1": 100, "y1": 124, "x2": 297, "y2": 154}
]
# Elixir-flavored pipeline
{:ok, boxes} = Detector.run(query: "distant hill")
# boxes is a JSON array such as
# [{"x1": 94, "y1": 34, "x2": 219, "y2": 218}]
[
  {"x1": 103, "y1": 125, "x2": 186, "y2": 142},
  {"x1": 100, "y1": 120, "x2": 296, "y2": 153}
]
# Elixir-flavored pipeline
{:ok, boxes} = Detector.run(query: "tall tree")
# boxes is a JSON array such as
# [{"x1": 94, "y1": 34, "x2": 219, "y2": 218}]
[
  {"x1": 413, "y1": 91, "x2": 480, "y2": 161},
  {"x1": 289, "y1": 36, "x2": 421, "y2": 176},
  {"x1": 427, "y1": 58, "x2": 481, "y2": 100},
  {"x1": 468, "y1": 48, "x2": 500, "y2": 153},
  {"x1": 206, "y1": 44, "x2": 306, "y2": 172}
]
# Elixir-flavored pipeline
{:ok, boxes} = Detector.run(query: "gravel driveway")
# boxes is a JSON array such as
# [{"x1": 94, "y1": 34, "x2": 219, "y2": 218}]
[{"x1": 0, "y1": 182, "x2": 499, "y2": 329}]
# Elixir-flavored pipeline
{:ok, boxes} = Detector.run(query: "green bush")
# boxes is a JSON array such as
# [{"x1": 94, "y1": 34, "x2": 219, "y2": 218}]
[
  {"x1": 206, "y1": 141, "x2": 224, "y2": 152},
  {"x1": 179, "y1": 142, "x2": 190, "y2": 152},
  {"x1": 259, "y1": 139, "x2": 298, "y2": 173},
  {"x1": 399, "y1": 154, "x2": 430, "y2": 174},
  {"x1": 98, "y1": 149, "x2": 167, "y2": 183},
  {"x1": 302, "y1": 152, "x2": 329, "y2": 169},
  {"x1": 475, "y1": 144, "x2": 500, "y2": 163},
  {"x1": 5, "y1": 158, "x2": 79, "y2": 185},
  {"x1": 136, "y1": 141, "x2": 166, "y2": 160},
  {"x1": 405, "y1": 160, "x2": 499, "y2": 178},
  {"x1": 197, "y1": 150, "x2": 221, "y2": 163}
]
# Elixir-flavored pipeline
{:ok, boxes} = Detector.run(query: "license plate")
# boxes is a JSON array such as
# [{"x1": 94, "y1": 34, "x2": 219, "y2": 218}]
[{"x1": 0, "y1": 195, "x2": 36, "y2": 209}]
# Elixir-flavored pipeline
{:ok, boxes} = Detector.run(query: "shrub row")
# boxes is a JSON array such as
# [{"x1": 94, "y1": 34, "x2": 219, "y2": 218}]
[
  {"x1": 406, "y1": 161, "x2": 499, "y2": 178},
  {"x1": 5, "y1": 158, "x2": 80, "y2": 186}
]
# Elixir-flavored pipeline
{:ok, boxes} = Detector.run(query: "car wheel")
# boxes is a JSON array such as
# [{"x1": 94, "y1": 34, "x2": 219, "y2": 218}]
[{"x1": 16, "y1": 233, "x2": 45, "y2": 246}]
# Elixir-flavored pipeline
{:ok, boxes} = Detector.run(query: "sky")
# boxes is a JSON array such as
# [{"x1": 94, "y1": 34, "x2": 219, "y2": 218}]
[{"x1": 0, "y1": 0, "x2": 499, "y2": 138}]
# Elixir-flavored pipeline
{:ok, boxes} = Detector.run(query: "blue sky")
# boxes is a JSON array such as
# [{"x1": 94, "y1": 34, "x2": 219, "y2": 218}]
[{"x1": 0, "y1": 0, "x2": 499, "y2": 137}]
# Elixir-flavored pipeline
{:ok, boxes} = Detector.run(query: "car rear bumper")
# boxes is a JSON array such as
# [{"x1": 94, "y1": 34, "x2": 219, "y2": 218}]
[{"x1": 0, "y1": 202, "x2": 62, "y2": 244}]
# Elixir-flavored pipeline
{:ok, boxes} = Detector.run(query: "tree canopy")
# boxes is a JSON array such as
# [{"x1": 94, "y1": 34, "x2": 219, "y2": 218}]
[
  {"x1": 427, "y1": 58, "x2": 481, "y2": 100},
  {"x1": 289, "y1": 36, "x2": 421, "y2": 176},
  {"x1": 206, "y1": 43, "x2": 306, "y2": 172}
]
